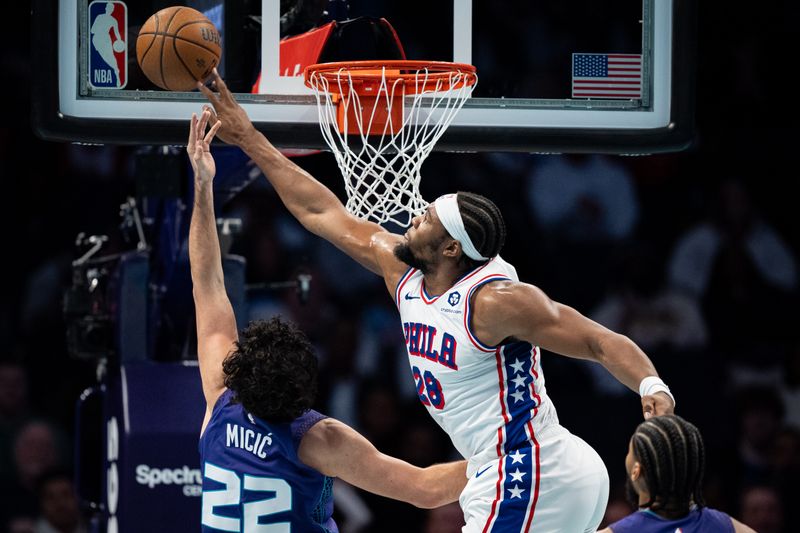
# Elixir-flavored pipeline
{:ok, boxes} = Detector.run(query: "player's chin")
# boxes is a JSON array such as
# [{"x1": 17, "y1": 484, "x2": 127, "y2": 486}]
[
  {"x1": 394, "y1": 242, "x2": 428, "y2": 272},
  {"x1": 393, "y1": 242, "x2": 414, "y2": 265}
]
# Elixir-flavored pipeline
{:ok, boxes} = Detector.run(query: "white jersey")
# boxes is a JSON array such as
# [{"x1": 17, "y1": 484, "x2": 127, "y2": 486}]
[{"x1": 395, "y1": 256, "x2": 559, "y2": 472}]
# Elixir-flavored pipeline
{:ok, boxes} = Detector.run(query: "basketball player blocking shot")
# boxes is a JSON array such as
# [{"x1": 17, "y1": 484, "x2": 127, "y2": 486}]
[
  {"x1": 188, "y1": 111, "x2": 467, "y2": 531},
  {"x1": 200, "y1": 71, "x2": 675, "y2": 532}
]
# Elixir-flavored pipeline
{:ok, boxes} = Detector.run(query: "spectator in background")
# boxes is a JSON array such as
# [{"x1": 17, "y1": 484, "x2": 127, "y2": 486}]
[
  {"x1": 0, "y1": 361, "x2": 29, "y2": 424},
  {"x1": 525, "y1": 154, "x2": 640, "y2": 309},
  {"x1": 592, "y1": 243, "x2": 708, "y2": 354},
  {"x1": 15, "y1": 422, "x2": 61, "y2": 491},
  {"x1": 424, "y1": 502, "x2": 465, "y2": 533},
  {"x1": 317, "y1": 316, "x2": 364, "y2": 428},
  {"x1": 669, "y1": 179, "x2": 796, "y2": 296},
  {"x1": 739, "y1": 485, "x2": 784, "y2": 533},
  {"x1": 667, "y1": 179, "x2": 797, "y2": 359},
  {"x1": 779, "y1": 340, "x2": 800, "y2": 429},
  {"x1": 771, "y1": 427, "x2": 800, "y2": 527},
  {"x1": 600, "y1": 490, "x2": 634, "y2": 529},
  {"x1": 526, "y1": 154, "x2": 639, "y2": 244},
  {"x1": 34, "y1": 469, "x2": 86, "y2": 533},
  {"x1": 709, "y1": 385, "x2": 786, "y2": 515},
  {"x1": 8, "y1": 517, "x2": 35, "y2": 533},
  {"x1": 0, "y1": 421, "x2": 63, "y2": 530},
  {"x1": 736, "y1": 386, "x2": 785, "y2": 486},
  {"x1": 587, "y1": 243, "x2": 708, "y2": 397},
  {"x1": 1, "y1": 361, "x2": 32, "y2": 481},
  {"x1": 356, "y1": 383, "x2": 401, "y2": 457}
]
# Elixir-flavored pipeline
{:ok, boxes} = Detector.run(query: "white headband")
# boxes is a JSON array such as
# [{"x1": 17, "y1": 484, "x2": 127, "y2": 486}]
[{"x1": 434, "y1": 194, "x2": 489, "y2": 261}]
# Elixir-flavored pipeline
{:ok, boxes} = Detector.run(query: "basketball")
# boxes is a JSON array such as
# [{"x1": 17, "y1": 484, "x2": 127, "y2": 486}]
[{"x1": 136, "y1": 6, "x2": 221, "y2": 91}]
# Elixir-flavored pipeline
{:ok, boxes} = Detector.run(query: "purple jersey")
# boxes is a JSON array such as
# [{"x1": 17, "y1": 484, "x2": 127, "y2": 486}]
[
  {"x1": 609, "y1": 507, "x2": 734, "y2": 533},
  {"x1": 199, "y1": 389, "x2": 336, "y2": 532}
]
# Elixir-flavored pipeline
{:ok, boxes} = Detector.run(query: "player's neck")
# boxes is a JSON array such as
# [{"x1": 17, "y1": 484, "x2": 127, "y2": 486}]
[
  {"x1": 640, "y1": 493, "x2": 691, "y2": 521},
  {"x1": 422, "y1": 261, "x2": 469, "y2": 296},
  {"x1": 638, "y1": 491, "x2": 651, "y2": 508}
]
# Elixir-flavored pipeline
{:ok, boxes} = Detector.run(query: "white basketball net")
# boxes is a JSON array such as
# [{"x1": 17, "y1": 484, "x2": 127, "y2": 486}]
[{"x1": 307, "y1": 65, "x2": 476, "y2": 226}]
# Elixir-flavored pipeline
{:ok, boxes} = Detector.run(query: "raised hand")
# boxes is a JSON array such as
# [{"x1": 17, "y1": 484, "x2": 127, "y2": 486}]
[
  {"x1": 641, "y1": 392, "x2": 675, "y2": 419},
  {"x1": 187, "y1": 110, "x2": 222, "y2": 185},
  {"x1": 197, "y1": 68, "x2": 258, "y2": 146}
]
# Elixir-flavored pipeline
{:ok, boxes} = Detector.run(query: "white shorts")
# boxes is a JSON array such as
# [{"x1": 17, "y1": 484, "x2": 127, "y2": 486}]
[{"x1": 460, "y1": 425, "x2": 609, "y2": 533}]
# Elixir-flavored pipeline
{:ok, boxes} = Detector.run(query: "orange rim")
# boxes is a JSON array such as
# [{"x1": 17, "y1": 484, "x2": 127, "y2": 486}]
[{"x1": 304, "y1": 60, "x2": 477, "y2": 95}]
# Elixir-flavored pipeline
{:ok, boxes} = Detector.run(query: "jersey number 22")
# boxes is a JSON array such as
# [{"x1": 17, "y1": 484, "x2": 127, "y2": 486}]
[{"x1": 201, "y1": 462, "x2": 292, "y2": 532}]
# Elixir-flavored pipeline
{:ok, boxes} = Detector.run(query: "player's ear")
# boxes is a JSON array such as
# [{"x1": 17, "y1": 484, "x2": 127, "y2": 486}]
[
  {"x1": 442, "y1": 239, "x2": 460, "y2": 258},
  {"x1": 630, "y1": 461, "x2": 642, "y2": 481}
]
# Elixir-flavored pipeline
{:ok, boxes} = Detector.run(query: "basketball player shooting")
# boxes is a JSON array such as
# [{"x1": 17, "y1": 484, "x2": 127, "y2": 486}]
[
  {"x1": 200, "y1": 71, "x2": 676, "y2": 532},
  {"x1": 188, "y1": 110, "x2": 467, "y2": 531}
]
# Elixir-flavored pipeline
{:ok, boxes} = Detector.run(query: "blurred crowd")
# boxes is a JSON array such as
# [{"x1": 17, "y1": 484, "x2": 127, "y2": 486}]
[{"x1": 2, "y1": 0, "x2": 796, "y2": 532}]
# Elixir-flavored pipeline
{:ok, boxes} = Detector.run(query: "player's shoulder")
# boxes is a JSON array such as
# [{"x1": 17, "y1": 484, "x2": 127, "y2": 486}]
[
  {"x1": 370, "y1": 231, "x2": 404, "y2": 263},
  {"x1": 296, "y1": 417, "x2": 353, "y2": 474},
  {"x1": 290, "y1": 409, "x2": 329, "y2": 442},
  {"x1": 370, "y1": 231, "x2": 411, "y2": 287},
  {"x1": 471, "y1": 278, "x2": 546, "y2": 309},
  {"x1": 301, "y1": 416, "x2": 350, "y2": 442},
  {"x1": 603, "y1": 511, "x2": 649, "y2": 533},
  {"x1": 470, "y1": 279, "x2": 555, "y2": 340}
]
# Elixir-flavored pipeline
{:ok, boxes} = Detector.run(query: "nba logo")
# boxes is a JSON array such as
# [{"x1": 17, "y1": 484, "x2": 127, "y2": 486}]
[{"x1": 88, "y1": 1, "x2": 127, "y2": 88}]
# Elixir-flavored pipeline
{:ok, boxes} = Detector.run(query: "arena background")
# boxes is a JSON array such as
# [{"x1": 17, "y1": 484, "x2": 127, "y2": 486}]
[{"x1": 1, "y1": 1, "x2": 797, "y2": 532}]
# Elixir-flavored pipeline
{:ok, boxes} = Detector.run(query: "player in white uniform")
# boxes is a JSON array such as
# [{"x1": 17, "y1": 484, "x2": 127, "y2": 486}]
[{"x1": 200, "y1": 71, "x2": 676, "y2": 532}]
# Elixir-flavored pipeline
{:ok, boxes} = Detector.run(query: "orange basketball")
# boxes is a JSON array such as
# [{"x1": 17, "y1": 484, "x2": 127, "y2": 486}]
[{"x1": 136, "y1": 6, "x2": 221, "y2": 91}]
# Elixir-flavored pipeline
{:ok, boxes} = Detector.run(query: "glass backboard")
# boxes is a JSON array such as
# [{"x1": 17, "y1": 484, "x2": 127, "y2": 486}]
[{"x1": 32, "y1": 0, "x2": 695, "y2": 153}]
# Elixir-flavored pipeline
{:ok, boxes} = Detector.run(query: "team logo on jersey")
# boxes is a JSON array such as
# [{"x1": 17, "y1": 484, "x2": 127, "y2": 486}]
[
  {"x1": 447, "y1": 291, "x2": 461, "y2": 306},
  {"x1": 88, "y1": 1, "x2": 127, "y2": 88}
]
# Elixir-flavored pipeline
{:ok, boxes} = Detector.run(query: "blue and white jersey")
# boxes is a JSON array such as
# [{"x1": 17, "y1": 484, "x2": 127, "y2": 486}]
[
  {"x1": 199, "y1": 389, "x2": 336, "y2": 532},
  {"x1": 609, "y1": 507, "x2": 735, "y2": 533},
  {"x1": 395, "y1": 256, "x2": 559, "y2": 472}
]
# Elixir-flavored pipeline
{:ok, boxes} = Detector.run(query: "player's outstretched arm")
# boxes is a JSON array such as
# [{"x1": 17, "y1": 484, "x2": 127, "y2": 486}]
[
  {"x1": 188, "y1": 111, "x2": 238, "y2": 431},
  {"x1": 197, "y1": 70, "x2": 404, "y2": 279},
  {"x1": 298, "y1": 418, "x2": 467, "y2": 509},
  {"x1": 471, "y1": 281, "x2": 675, "y2": 419}
]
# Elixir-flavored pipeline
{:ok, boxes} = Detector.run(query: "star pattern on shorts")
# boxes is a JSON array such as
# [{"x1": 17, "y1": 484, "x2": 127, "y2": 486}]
[
  {"x1": 509, "y1": 358, "x2": 525, "y2": 374},
  {"x1": 511, "y1": 390, "x2": 526, "y2": 403},
  {"x1": 508, "y1": 484, "x2": 526, "y2": 499},
  {"x1": 511, "y1": 374, "x2": 527, "y2": 389},
  {"x1": 510, "y1": 449, "x2": 526, "y2": 464},
  {"x1": 509, "y1": 468, "x2": 526, "y2": 482}
]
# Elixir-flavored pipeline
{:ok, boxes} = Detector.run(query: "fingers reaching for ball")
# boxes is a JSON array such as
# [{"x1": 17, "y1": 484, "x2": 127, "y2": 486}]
[{"x1": 197, "y1": 69, "x2": 258, "y2": 147}]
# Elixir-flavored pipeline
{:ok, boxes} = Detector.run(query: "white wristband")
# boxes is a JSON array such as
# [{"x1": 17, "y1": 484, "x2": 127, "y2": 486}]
[{"x1": 639, "y1": 376, "x2": 676, "y2": 408}]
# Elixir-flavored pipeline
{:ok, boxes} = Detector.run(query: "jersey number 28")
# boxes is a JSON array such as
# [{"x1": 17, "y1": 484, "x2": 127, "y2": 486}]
[{"x1": 412, "y1": 366, "x2": 445, "y2": 409}]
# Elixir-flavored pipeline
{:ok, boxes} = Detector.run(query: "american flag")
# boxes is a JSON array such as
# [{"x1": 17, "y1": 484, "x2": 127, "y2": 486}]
[{"x1": 571, "y1": 53, "x2": 642, "y2": 99}]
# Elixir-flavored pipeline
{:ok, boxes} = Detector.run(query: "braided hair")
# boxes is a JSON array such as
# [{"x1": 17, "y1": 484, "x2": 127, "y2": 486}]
[
  {"x1": 631, "y1": 415, "x2": 706, "y2": 518},
  {"x1": 456, "y1": 192, "x2": 506, "y2": 269}
]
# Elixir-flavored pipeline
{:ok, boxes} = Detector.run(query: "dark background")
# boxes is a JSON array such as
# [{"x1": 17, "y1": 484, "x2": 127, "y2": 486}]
[{"x1": 1, "y1": 1, "x2": 797, "y2": 532}]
